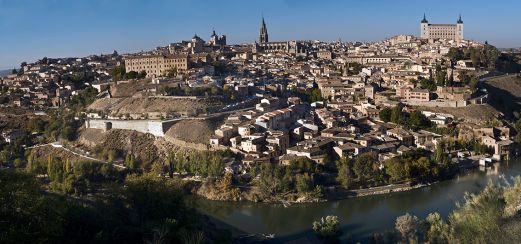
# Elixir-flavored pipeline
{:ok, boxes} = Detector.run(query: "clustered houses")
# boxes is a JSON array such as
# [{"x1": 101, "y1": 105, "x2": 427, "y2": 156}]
[
  {"x1": 210, "y1": 96, "x2": 308, "y2": 164},
  {"x1": 0, "y1": 53, "x2": 120, "y2": 108},
  {"x1": 2, "y1": 16, "x2": 515, "y2": 169},
  {"x1": 211, "y1": 88, "x2": 450, "y2": 168},
  {"x1": 201, "y1": 16, "x2": 515, "y2": 171}
]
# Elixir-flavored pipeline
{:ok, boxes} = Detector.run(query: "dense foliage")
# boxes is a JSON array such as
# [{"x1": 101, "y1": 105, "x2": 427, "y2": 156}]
[
  {"x1": 372, "y1": 179, "x2": 521, "y2": 243},
  {"x1": 447, "y1": 44, "x2": 521, "y2": 73},
  {"x1": 252, "y1": 158, "x2": 324, "y2": 201},
  {"x1": 289, "y1": 87, "x2": 324, "y2": 102},
  {"x1": 0, "y1": 170, "x2": 228, "y2": 243},
  {"x1": 379, "y1": 104, "x2": 432, "y2": 131}
]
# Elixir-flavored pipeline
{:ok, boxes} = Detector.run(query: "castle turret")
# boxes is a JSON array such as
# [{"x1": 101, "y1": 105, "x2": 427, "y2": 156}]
[
  {"x1": 456, "y1": 14, "x2": 464, "y2": 41},
  {"x1": 420, "y1": 14, "x2": 429, "y2": 39}
]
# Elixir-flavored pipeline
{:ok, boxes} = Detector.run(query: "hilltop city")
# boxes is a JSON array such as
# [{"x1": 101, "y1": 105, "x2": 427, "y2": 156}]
[{"x1": 2, "y1": 14, "x2": 521, "y2": 243}]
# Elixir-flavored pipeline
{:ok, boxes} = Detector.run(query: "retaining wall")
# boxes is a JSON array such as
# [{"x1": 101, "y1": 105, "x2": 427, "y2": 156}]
[{"x1": 86, "y1": 119, "x2": 179, "y2": 137}]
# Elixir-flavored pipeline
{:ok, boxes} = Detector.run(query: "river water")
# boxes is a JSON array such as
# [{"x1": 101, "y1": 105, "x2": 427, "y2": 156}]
[{"x1": 195, "y1": 160, "x2": 521, "y2": 243}]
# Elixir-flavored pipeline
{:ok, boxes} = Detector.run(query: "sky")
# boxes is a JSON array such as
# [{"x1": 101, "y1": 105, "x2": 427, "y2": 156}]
[{"x1": 0, "y1": 0, "x2": 520, "y2": 69}]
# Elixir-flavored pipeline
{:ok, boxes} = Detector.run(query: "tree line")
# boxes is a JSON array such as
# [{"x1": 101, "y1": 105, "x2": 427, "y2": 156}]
[{"x1": 0, "y1": 170, "x2": 230, "y2": 243}]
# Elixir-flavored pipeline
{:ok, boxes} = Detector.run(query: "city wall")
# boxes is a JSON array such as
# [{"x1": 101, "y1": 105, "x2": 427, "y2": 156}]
[
  {"x1": 85, "y1": 119, "x2": 178, "y2": 137},
  {"x1": 404, "y1": 100, "x2": 469, "y2": 108}
]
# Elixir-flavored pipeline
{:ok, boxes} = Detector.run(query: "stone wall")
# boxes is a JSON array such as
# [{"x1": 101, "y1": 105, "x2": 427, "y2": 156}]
[
  {"x1": 404, "y1": 100, "x2": 468, "y2": 108},
  {"x1": 86, "y1": 119, "x2": 177, "y2": 137}
]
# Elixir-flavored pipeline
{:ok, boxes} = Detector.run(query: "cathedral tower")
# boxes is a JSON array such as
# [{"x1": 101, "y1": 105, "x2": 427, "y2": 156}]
[{"x1": 259, "y1": 17, "x2": 269, "y2": 43}]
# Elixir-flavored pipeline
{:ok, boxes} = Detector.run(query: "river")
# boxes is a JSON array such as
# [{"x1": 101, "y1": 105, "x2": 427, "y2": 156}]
[{"x1": 195, "y1": 160, "x2": 521, "y2": 243}]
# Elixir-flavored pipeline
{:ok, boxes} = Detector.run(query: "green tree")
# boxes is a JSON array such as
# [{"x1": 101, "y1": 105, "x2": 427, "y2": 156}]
[
  {"x1": 379, "y1": 107, "x2": 392, "y2": 122},
  {"x1": 514, "y1": 118, "x2": 521, "y2": 144},
  {"x1": 448, "y1": 183, "x2": 505, "y2": 243},
  {"x1": 353, "y1": 152, "x2": 378, "y2": 183},
  {"x1": 123, "y1": 174, "x2": 186, "y2": 227},
  {"x1": 165, "y1": 67, "x2": 177, "y2": 78},
  {"x1": 125, "y1": 154, "x2": 139, "y2": 170},
  {"x1": 425, "y1": 212, "x2": 448, "y2": 243},
  {"x1": 112, "y1": 65, "x2": 126, "y2": 81},
  {"x1": 469, "y1": 76, "x2": 479, "y2": 90},
  {"x1": 13, "y1": 158, "x2": 24, "y2": 168},
  {"x1": 336, "y1": 157, "x2": 352, "y2": 189},
  {"x1": 139, "y1": 70, "x2": 147, "y2": 79},
  {"x1": 211, "y1": 60, "x2": 227, "y2": 75},
  {"x1": 207, "y1": 154, "x2": 223, "y2": 177},
  {"x1": 447, "y1": 47, "x2": 465, "y2": 63},
  {"x1": 407, "y1": 110, "x2": 430, "y2": 130},
  {"x1": 435, "y1": 141, "x2": 449, "y2": 165},
  {"x1": 386, "y1": 158, "x2": 406, "y2": 183},
  {"x1": 390, "y1": 104, "x2": 405, "y2": 124},
  {"x1": 125, "y1": 71, "x2": 139, "y2": 79},
  {"x1": 310, "y1": 88, "x2": 324, "y2": 102},
  {"x1": 295, "y1": 173, "x2": 313, "y2": 194},
  {"x1": 420, "y1": 78, "x2": 437, "y2": 91},
  {"x1": 346, "y1": 62, "x2": 363, "y2": 75},
  {"x1": 256, "y1": 164, "x2": 283, "y2": 199},
  {"x1": 312, "y1": 215, "x2": 341, "y2": 240},
  {"x1": 0, "y1": 171, "x2": 66, "y2": 243},
  {"x1": 435, "y1": 64, "x2": 447, "y2": 87},
  {"x1": 395, "y1": 213, "x2": 420, "y2": 241},
  {"x1": 504, "y1": 177, "x2": 521, "y2": 217}
]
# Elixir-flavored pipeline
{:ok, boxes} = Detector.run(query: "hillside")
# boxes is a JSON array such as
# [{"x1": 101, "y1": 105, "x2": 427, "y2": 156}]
[
  {"x1": 165, "y1": 116, "x2": 225, "y2": 144},
  {"x1": 77, "y1": 128, "x2": 205, "y2": 169},
  {"x1": 110, "y1": 79, "x2": 155, "y2": 97},
  {"x1": 420, "y1": 74, "x2": 521, "y2": 123},
  {"x1": 419, "y1": 104, "x2": 502, "y2": 124},
  {"x1": 483, "y1": 74, "x2": 521, "y2": 118},
  {"x1": 88, "y1": 96, "x2": 224, "y2": 117}
]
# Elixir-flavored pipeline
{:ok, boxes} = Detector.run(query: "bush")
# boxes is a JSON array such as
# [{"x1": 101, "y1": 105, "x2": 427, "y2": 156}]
[
  {"x1": 395, "y1": 213, "x2": 420, "y2": 241},
  {"x1": 312, "y1": 215, "x2": 342, "y2": 239}
]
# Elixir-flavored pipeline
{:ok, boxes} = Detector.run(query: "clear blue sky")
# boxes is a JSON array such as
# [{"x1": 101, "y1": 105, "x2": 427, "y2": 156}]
[{"x1": 0, "y1": 0, "x2": 520, "y2": 69}]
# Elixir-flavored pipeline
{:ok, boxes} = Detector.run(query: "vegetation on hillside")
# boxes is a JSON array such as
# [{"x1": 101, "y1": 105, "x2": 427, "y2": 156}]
[
  {"x1": 0, "y1": 166, "x2": 231, "y2": 243},
  {"x1": 447, "y1": 44, "x2": 521, "y2": 73}
]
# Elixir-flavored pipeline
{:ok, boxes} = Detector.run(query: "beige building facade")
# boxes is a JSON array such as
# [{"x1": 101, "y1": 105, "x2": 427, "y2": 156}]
[
  {"x1": 124, "y1": 54, "x2": 190, "y2": 78},
  {"x1": 420, "y1": 14, "x2": 464, "y2": 41}
]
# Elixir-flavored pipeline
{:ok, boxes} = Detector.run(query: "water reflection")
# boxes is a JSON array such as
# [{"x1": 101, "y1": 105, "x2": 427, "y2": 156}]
[{"x1": 196, "y1": 160, "x2": 521, "y2": 242}]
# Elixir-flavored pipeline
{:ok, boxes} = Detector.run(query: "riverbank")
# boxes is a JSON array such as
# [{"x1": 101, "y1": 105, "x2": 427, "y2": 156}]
[
  {"x1": 194, "y1": 160, "x2": 521, "y2": 243},
  {"x1": 191, "y1": 179, "x2": 441, "y2": 204},
  {"x1": 190, "y1": 158, "x2": 482, "y2": 204},
  {"x1": 324, "y1": 182, "x2": 437, "y2": 201}
]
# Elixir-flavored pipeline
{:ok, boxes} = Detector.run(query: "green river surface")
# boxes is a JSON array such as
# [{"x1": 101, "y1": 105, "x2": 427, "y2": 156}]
[{"x1": 195, "y1": 159, "x2": 521, "y2": 243}]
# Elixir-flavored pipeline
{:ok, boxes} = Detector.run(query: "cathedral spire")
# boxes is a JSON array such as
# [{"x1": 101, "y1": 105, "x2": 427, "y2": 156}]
[{"x1": 259, "y1": 16, "x2": 269, "y2": 43}]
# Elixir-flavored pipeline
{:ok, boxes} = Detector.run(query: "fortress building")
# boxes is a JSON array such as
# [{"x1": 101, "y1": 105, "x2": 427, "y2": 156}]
[{"x1": 420, "y1": 14, "x2": 464, "y2": 41}]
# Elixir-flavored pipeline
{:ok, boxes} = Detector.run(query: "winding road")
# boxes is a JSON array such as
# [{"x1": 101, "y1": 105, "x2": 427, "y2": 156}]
[{"x1": 26, "y1": 142, "x2": 127, "y2": 169}]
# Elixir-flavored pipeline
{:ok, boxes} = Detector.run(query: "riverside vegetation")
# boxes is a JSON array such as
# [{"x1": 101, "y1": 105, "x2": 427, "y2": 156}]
[
  {"x1": 369, "y1": 178, "x2": 521, "y2": 243},
  {"x1": 307, "y1": 177, "x2": 521, "y2": 243}
]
